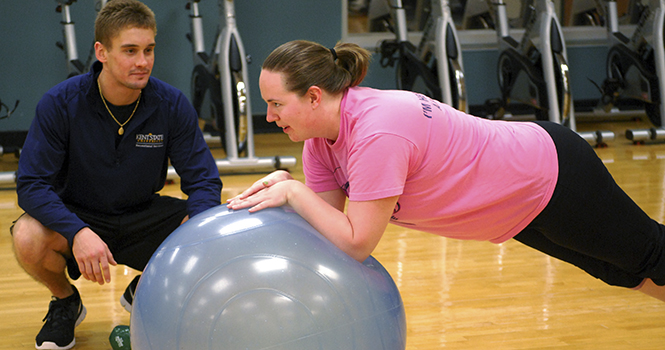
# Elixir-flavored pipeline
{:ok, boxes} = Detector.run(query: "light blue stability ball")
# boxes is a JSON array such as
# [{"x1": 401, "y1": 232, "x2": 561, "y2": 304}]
[{"x1": 130, "y1": 205, "x2": 406, "y2": 350}]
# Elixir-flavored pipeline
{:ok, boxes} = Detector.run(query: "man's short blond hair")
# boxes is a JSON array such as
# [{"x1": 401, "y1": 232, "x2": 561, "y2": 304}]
[{"x1": 94, "y1": 0, "x2": 157, "y2": 48}]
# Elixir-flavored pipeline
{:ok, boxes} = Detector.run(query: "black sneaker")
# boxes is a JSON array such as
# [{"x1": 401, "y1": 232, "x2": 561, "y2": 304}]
[
  {"x1": 35, "y1": 285, "x2": 87, "y2": 350},
  {"x1": 120, "y1": 275, "x2": 140, "y2": 313}
]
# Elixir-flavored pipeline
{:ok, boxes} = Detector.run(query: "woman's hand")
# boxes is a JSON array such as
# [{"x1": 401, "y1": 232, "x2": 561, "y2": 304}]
[
  {"x1": 227, "y1": 179, "x2": 298, "y2": 212},
  {"x1": 227, "y1": 170, "x2": 294, "y2": 204}
]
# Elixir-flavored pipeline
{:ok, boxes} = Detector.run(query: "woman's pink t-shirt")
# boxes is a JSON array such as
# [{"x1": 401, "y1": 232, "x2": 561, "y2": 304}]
[{"x1": 303, "y1": 87, "x2": 558, "y2": 243}]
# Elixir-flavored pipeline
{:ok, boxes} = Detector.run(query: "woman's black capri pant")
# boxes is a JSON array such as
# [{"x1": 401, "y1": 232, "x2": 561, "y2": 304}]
[{"x1": 514, "y1": 121, "x2": 665, "y2": 288}]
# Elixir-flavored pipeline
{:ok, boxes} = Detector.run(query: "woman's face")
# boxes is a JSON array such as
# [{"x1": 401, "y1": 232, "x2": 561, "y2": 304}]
[{"x1": 259, "y1": 69, "x2": 322, "y2": 142}]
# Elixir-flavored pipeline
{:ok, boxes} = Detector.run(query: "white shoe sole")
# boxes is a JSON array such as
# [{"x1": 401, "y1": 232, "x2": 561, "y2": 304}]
[
  {"x1": 35, "y1": 305, "x2": 87, "y2": 350},
  {"x1": 120, "y1": 295, "x2": 132, "y2": 313}
]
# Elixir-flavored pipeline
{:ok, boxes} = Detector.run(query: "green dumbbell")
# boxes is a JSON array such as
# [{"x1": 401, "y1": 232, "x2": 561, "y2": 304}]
[{"x1": 109, "y1": 325, "x2": 131, "y2": 350}]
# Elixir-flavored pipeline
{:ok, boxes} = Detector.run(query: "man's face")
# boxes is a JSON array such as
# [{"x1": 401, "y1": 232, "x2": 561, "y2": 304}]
[{"x1": 97, "y1": 26, "x2": 156, "y2": 92}]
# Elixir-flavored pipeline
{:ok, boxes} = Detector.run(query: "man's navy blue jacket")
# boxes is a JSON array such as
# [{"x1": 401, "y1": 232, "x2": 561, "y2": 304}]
[{"x1": 17, "y1": 62, "x2": 222, "y2": 247}]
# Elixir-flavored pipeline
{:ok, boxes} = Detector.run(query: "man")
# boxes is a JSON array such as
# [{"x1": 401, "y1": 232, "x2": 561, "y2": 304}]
[{"x1": 11, "y1": 1, "x2": 222, "y2": 349}]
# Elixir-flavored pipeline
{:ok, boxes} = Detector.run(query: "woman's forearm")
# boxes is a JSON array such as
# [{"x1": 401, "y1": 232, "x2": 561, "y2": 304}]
[
  {"x1": 227, "y1": 179, "x2": 395, "y2": 262},
  {"x1": 286, "y1": 181, "x2": 397, "y2": 262},
  {"x1": 285, "y1": 181, "x2": 369, "y2": 261}
]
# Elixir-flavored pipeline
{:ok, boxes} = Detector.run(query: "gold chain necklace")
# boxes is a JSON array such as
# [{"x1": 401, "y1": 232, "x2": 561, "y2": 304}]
[{"x1": 97, "y1": 77, "x2": 141, "y2": 135}]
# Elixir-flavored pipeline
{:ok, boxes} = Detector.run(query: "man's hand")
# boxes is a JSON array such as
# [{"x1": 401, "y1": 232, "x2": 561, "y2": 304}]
[{"x1": 72, "y1": 227, "x2": 117, "y2": 285}]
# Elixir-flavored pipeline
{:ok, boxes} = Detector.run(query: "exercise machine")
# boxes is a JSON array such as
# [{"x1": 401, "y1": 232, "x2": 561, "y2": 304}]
[
  {"x1": 55, "y1": 0, "x2": 107, "y2": 78},
  {"x1": 185, "y1": 0, "x2": 296, "y2": 172},
  {"x1": 595, "y1": 0, "x2": 665, "y2": 143},
  {"x1": 484, "y1": 0, "x2": 613, "y2": 146},
  {"x1": 0, "y1": 99, "x2": 19, "y2": 122},
  {"x1": 0, "y1": 98, "x2": 20, "y2": 185},
  {"x1": 0, "y1": 99, "x2": 21, "y2": 159},
  {"x1": 379, "y1": 0, "x2": 468, "y2": 112}
]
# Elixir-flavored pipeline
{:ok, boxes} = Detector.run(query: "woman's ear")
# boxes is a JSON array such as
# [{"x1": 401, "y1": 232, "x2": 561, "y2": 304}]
[{"x1": 307, "y1": 86, "x2": 323, "y2": 109}]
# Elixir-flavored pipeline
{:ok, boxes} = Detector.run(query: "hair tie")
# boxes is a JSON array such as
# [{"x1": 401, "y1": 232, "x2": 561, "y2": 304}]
[{"x1": 329, "y1": 47, "x2": 338, "y2": 61}]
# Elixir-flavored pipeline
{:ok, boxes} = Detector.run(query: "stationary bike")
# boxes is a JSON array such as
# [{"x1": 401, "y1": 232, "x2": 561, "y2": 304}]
[
  {"x1": 0, "y1": 98, "x2": 21, "y2": 159},
  {"x1": 0, "y1": 99, "x2": 19, "y2": 123},
  {"x1": 379, "y1": 0, "x2": 468, "y2": 112},
  {"x1": 484, "y1": 0, "x2": 613, "y2": 145},
  {"x1": 595, "y1": 0, "x2": 665, "y2": 142},
  {"x1": 185, "y1": 0, "x2": 296, "y2": 173},
  {"x1": 0, "y1": 98, "x2": 21, "y2": 185},
  {"x1": 55, "y1": 0, "x2": 106, "y2": 78}
]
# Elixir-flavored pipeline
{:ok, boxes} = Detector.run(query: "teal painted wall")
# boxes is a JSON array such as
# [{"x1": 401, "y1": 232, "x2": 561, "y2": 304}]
[
  {"x1": 0, "y1": 1, "x2": 342, "y2": 131},
  {"x1": 0, "y1": 1, "x2": 608, "y2": 132}
]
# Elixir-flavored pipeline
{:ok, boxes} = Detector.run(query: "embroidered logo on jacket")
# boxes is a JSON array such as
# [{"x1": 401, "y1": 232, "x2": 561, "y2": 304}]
[{"x1": 136, "y1": 133, "x2": 164, "y2": 148}]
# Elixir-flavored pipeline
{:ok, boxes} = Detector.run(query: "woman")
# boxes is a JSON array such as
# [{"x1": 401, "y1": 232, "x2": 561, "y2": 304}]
[{"x1": 227, "y1": 39, "x2": 665, "y2": 301}]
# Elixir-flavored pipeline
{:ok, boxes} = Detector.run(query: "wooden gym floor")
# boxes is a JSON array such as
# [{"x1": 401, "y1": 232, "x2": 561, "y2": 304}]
[{"x1": 2, "y1": 117, "x2": 665, "y2": 349}]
